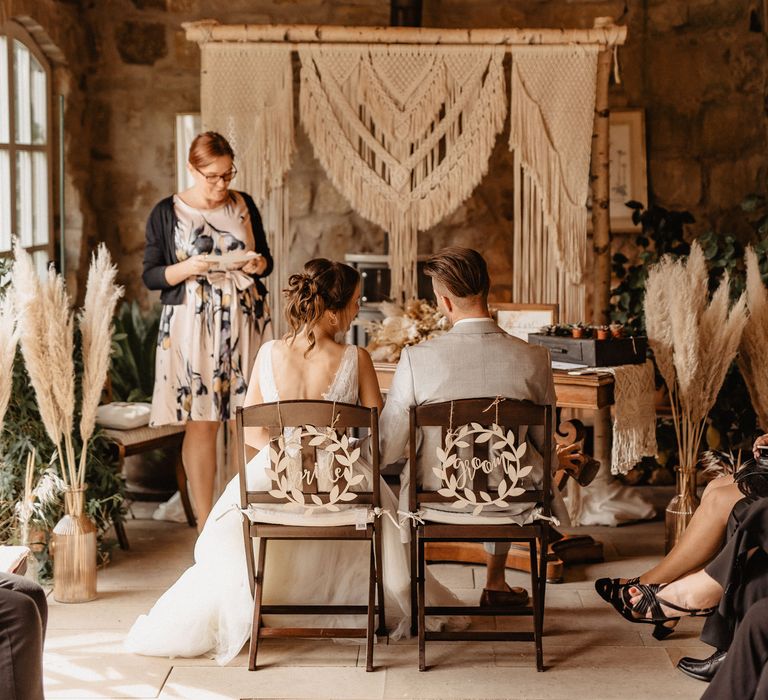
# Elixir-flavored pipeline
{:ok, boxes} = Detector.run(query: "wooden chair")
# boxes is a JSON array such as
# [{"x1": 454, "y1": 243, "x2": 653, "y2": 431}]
[
  {"x1": 408, "y1": 398, "x2": 554, "y2": 671},
  {"x1": 235, "y1": 400, "x2": 386, "y2": 672}
]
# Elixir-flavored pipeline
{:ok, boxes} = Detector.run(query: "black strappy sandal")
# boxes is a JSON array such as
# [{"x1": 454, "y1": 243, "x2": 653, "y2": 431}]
[
  {"x1": 630, "y1": 583, "x2": 716, "y2": 623},
  {"x1": 595, "y1": 578, "x2": 678, "y2": 641},
  {"x1": 594, "y1": 576, "x2": 639, "y2": 605}
]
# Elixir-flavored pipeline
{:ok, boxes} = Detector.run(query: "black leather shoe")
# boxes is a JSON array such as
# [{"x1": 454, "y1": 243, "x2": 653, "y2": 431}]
[{"x1": 677, "y1": 649, "x2": 727, "y2": 682}]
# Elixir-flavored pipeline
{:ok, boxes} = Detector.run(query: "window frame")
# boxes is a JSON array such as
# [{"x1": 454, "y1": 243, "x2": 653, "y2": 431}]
[{"x1": 0, "y1": 20, "x2": 54, "y2": 262}]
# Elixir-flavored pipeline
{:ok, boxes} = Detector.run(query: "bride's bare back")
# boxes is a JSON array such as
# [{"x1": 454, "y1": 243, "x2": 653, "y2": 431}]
[{"x1": 268, "y1": 336, "x2": 348, "y2": 400}]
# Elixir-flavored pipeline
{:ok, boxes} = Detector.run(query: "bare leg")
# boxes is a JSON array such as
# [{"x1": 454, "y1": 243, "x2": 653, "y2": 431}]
[
  {"x1": 485, "y1": 553, "x2": 508, "y2": 591},
  {"x1": 639, "y1": 482, "x2": 743, "y2": 584},
  {"x1": 629, "y1": 569, "x2": 723, "y2": 619},
  {"x1": 182, "y1": 420, "x2": 220, "y2": 532}
]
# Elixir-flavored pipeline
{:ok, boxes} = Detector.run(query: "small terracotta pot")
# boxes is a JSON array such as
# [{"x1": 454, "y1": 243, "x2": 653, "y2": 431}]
[
  {"x1": 571, "y1": 328, "x2": 584, "y2": 339},
  {"x1": 610, "y1": 327, "x2": 624, "y2": 339},
  {"x1": 596, "y1": 329, "x2": 610, "y2": 341}
]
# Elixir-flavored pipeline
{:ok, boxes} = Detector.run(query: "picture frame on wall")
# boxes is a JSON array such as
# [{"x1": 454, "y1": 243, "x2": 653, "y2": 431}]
[
  {"x1": 608, "y1": 109, "x2": 648, "y2": 232},
  {"x1": 489, "y1": 303, "x2": 559, "y2": 342},
  {"x1": 175, "y1": 113, "x2": 202, "y2": 192}
]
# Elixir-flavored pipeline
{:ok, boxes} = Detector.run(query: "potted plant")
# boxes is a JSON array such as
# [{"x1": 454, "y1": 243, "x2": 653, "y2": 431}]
[
  {"x1": 570, "y1": 322, "x2": 586, "y2": 339},
  {"x1": 595, "y1": 325, "x2": 610, "y2": 341}
]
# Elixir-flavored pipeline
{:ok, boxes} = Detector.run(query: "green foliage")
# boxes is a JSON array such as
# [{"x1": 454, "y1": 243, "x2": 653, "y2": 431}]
[
  {"x1": 110, "y1": 301, "x2": 160, "y2": 403},
  {"x1": 609, "y1": 202, "x2": 692, "y2": 335},
  {"x1": 0, "y1": 258, "x2": 125, "y2": 579}
]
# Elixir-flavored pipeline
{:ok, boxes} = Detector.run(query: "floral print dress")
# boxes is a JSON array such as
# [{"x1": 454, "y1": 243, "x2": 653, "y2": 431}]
[{"x1": 150, "y1": 192, "x2": 271, "y2": 426}]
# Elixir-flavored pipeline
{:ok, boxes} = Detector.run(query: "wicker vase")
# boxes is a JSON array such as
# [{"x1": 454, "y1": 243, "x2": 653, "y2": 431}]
[
  {"x1": 51, "y1": 488, "x2": 97, "y2": 603},
  {"x1": 664, "y1": 465, "x2": 700, "y2": 553}
]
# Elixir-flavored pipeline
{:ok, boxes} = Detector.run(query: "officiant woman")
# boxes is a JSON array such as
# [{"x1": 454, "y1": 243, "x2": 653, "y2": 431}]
[{"x1": 143, "y1": 131, "x2": 273, "y2": 530}]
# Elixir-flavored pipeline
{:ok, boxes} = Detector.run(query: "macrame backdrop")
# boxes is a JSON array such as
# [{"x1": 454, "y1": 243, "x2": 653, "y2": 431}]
[
  {"x1": 197, "y1": 36, "x2": 602, "y2": 320},
  {"x1": 509, "y1": 46, "x2": 598, "y2": 321},
  {"x1": 299, "y1": 44, "x2": 507, "y2": 302},
  {"x1": 201, "y1": 43, "x2": 294, "y2": 331}
]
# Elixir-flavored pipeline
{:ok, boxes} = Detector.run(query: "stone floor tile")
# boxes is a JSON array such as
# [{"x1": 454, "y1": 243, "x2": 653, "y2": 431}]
[
  {"x1": 158, "y1": 666, "x2": 385, "y2": 699},
  {"x1": 44, "y1": 630, "x2": 172, "y2": 698}
]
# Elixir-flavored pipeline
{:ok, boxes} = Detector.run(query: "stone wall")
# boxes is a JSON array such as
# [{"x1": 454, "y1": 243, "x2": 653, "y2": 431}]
[{"x1": 5, "y1": 0, "x2": 767, "y2": 316}]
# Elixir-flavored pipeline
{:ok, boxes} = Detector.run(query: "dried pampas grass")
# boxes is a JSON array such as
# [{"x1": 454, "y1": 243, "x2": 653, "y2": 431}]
[
  {"x1": 0, "y1": 295, "x2": 18, "y2": 435},
  {"x1": 12, "y1": 243, "x2": 66, "y2": 462},
  {"x1": 738, "y1": 247, "x2": 768, "y2": 430},
  {"x1": 11, "y1": 242, "x2": 123, "y2": 505},
  {"x1": 77, "y1": 245, "x2": 123, "y2": 486},
  {"x1": 644, "y1": 240, "x2": 748, "y2": 472}
]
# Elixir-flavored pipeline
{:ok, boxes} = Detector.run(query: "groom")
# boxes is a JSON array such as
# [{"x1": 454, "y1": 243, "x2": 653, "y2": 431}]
[{"x1": 379, "y1": 246, "x2": 561, "y2": 606}]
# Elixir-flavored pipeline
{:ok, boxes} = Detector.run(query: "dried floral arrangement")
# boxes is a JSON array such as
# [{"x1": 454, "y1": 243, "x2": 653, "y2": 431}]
[
  {"x1": 366, "y1": 299, "x2": 449, "y2": 363},
  {"x1": 0, "y1": 246, "x2": 125, "y2": 577},
  {"x1": 645, "y1": 241, "x2": 747, "y2": 474},
  {"x1": 644, "y1": 241, "x2": 748, "y2": 546}
]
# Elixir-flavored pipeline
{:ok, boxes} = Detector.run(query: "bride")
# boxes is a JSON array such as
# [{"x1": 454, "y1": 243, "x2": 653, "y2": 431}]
[{"x1": 126, "y1": 258, "x2": 462, "y2": 665}]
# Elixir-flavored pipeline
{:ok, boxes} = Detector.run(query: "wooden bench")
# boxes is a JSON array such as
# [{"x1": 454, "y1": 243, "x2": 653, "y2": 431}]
[{"x1": 102, "y1": 424, "x2": 196, "y2": 548}]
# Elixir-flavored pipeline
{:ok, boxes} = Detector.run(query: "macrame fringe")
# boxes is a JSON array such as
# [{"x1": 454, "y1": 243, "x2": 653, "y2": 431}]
[
  {"x1": 509, "y1": 58, "x2": 589, "y2": 285},
  {"x1": 299, "y1": 45, "x2": 507, "y2": 302},
  {"x1": 201, "y1": 43, "x2": 295, "y2": 207}
]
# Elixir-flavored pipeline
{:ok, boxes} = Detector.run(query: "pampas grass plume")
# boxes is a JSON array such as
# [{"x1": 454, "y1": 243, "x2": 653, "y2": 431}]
[
  {"x1": 78, "y1": 245, "x2": 123, "y2": 485},
  {"x1": 739, "y1": 247, "x2": 768, "y2": 429},
  {"x1": 12, "y1": 243, "x2": 65, "y2": 457}
]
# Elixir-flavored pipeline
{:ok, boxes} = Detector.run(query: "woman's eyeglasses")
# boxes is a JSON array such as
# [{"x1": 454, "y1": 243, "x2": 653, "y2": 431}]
[{"x1": 195, "y1": 166, "x2": 238, "y2": 184}]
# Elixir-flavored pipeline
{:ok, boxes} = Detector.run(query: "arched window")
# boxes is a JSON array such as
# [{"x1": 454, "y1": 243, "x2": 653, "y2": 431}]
[{"x1": 0, "y1": 21, "x2": 53, "y2": 271}]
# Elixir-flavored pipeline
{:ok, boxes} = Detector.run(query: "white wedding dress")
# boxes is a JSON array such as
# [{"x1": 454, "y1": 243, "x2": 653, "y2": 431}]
[{"x1": 126, "y1": 341, "x2": 463, "y2": 665}]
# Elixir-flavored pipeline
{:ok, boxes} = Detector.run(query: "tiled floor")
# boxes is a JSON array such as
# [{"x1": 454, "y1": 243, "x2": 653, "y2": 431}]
[{"x1": 43, "y1": 503, "x2": 710, "y2": 699}]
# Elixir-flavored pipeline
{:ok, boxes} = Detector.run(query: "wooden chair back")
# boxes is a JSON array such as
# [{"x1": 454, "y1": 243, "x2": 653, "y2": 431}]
[
  {"x1": 235, "y1": 400, "x2": 380, "y2": 514},
  {"x1": 409, "y1": 397, "x2": 553, "y2": 518}
]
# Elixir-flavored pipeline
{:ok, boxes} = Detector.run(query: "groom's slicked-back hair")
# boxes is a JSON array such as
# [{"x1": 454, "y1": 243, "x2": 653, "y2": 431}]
[{"x1": 423, "y1": 246, "x2": 490, "y2": 298}]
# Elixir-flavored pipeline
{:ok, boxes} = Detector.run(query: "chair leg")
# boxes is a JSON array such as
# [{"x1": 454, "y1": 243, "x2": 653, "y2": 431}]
[
  {"x1": 113, "y1": 516, "x2": 129, "y2": 550},
  {"x1": 175, "y1": 451, "x2": 196, "y2": 529},
  {"x1": 417, "y1": 537, "x2": 426, "y2": 672},
  {"x1": 374, "y1": 523, "x2": 387, "y2": 637},
  {"x1": 529, "y1": 538, "x2": 543, "y2": 672},
  {"x1": 366, "y1": 542, "x2": 375, "y2": 672},
  {"x1": 410, "y1": 527, "x2": 418, "y2": 637},
  {"x1": 537, "y1": 529, "x2": 549, "y2": 660},
  {"x1": 248, "y1": 537, "x2": 267, "y2": 671}
]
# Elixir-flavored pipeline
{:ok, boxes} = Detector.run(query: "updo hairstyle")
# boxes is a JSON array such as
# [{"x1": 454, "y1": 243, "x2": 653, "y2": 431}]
[
  {"x1": 284, "y1": 259, "x2": 360, "y2": 355},
  {"x1": 188, "y1": 131, "x2": 235, "y2": 169}
]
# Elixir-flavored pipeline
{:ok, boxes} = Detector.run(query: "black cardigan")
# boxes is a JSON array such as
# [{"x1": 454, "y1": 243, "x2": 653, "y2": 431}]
[{"x1": 142, "y1": 191, "x2": 273, "y2": 305}]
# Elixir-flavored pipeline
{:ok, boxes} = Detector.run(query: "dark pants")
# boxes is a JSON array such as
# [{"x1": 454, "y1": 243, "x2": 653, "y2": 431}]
[
  {"x1": 701, "y1": 496, "x2": 768, "y2": 651},
  {"x1": 703, "y1": 597, "x2": 768, "y2": 700},
  {"x1": 0, "y1": 572, "x2": 47, "y2": 700}
]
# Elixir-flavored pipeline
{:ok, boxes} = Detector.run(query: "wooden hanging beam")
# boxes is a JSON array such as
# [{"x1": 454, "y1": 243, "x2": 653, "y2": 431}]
[{"x1": 183, "y1": 20, "x2": 627, "y2": 47}]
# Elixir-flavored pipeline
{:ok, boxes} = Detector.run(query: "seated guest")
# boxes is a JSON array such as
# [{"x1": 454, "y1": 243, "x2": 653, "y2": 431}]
[
  {"x1": 617, "y1": 497, "x2": 768, "y2": 690},
  {"x1": 379, "y1": 246, "x2": 564, "y2": 606},
  {"x1": 0, "y1": 571, "x2": 47, "y2": 700},
  {"x1": 702, "y1": 597, "x2": 768, "y2": 699},
  {"x1": 596, "y1": 433, "x2": 768, "y2": 639}
]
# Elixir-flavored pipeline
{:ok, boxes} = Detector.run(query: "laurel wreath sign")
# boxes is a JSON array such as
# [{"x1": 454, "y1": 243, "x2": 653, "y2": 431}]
[
  {"x1": 265, "y1": 426, "x2": 366, "y2": 512},
  {"x1": 434, "y1": 422, "x2": 533, "y2": 516}
]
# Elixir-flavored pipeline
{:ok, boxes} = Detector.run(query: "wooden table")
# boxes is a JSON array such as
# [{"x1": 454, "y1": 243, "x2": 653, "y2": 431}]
[{"x1": 374, "y1": 363, "x2": 613, "y2": 581}]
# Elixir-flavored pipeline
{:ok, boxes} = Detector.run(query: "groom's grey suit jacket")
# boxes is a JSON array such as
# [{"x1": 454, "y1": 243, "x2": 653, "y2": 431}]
[{"x1": 379, "y1": 317, "x2": 562, "y2": 523}]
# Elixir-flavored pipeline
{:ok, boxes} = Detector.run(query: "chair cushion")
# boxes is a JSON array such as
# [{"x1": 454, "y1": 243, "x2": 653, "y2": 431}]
[
  {"x1": 420, "y1": 505, "x2": 541, "y2": 526},
  {"x1": 97, "y1": 402, "x2": 152, "y2": 430},
  {"x1": 102, "y1": 422, "x2": 185, "y2": 447},
  {"x1": 245, "y1": 505, "x2": 374, "y2": 527}
]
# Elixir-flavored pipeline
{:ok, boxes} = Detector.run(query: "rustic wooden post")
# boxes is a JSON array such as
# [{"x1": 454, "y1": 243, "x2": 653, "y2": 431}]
[
  {"x1": 590, "y1": 41, "x2": 613, "y2": 325},
  {"x1": 590, "y1": 20, "x2": 614, "y2": 479}
]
